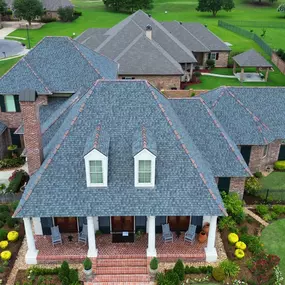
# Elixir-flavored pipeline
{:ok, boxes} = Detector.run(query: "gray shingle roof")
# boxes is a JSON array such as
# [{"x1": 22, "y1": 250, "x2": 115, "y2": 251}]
[
  {"x1": 0, "y1": 121, "x2": 7, "y2": 135},
  {"x1": 132, "y1": 126, "x2": 157, "y2": 156},
  {"x1": 201, "y1": 86, "x2": 285, "y2": 145},
  {"x1": 0, "y1": 37, "x2": 118, "y2": 95},
  {"x1": 170, "y1": 98, "x2": 251, "y2": 177},
  {"x1": 181, "y1": 23, "x2": 231, "y2": 52},
  {"x1": 5, "y1": 0, "x2": 73, "y2": 10},
  {"x1": 14, "y1": 80, "x2": 225, "y2": 218},
  {"x1": 233, "y1": 49, "x2": 273, "y2": 68},
  {"x1": 75, "y1": 29, "x2": 109, "y2": 49},
  {"x1": 161, "y1": 21, "x2": 210, "y2": 53}
]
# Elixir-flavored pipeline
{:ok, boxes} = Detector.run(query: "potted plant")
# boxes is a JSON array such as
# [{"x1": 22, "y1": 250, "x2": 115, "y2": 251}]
[
  {"x1": 202, "y1": 222, "x2": 210, "y2": 235},
  {"x1": 83, "y1": 257, "x2": 92, "y2": 276},
  {"x1": 149, "y1": 257, "x2": 158, "y2": 277},
  {"x1": 198, "y1": 230, "x2": 207, "y2": 243}
]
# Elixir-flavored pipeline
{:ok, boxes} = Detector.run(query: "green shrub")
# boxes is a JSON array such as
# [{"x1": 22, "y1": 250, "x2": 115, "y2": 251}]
[
  {"x1": 272, "y1": 205, "x2": 285, "y2": 215},
  {"x1": 199, "y1": 266, "x2": 213, "y2": 274},
  {"x1": 27, "y1": 266, "x2": 60, "y2": 276},
  {"x1": 246, "y1": 215, "x2": 254, "y2": 224},
  {"x1": 165, "y1": 270, "x2": 180, "y2": 285},
  {"x1": 274, "y1": 161, "x2": 285, "y2": 171},
  {"x1": 0, "y1": 157, "x2": 25, "y2": 170},
  {"x1": 59, "y1": 261, "x2": 70, "y2": 282},
  {"x1": 270, "y1": 212, "x2": 278, "y2": 220},
  {"x1": 254, "y1": 172, "x2": 263, "y2": 178},
  {"x1": 0, "y1": 211, "x2": 10, "y2": 223},
  {"x1": 0, "y1": 205, "x2": 10, "y2": 213},
  {"x1": 156, "y1": 272, "x2": 172, "y2": 285},
  {"x1": 245, "y1": 177, "x2": 261, "y2": 195},
  {"x1": 7, "y1": 217, "x2": 19, "y2": 228},
  {"x1": 256, "y1": 205, "x2": 269, "y2": 216},
  {"x1": 83, "y1": 257, "x2": 92, "y2": 270},
  {"x1": 0, "y1": 221, "x2": 5, "y2": 229},
  {"x1": 58, "y1": 6, "x2": 75, "y2": 22},
  {"x1": 185, "y1": 265, "x2": 200, "y2": 274},
  {"x1": 276, "y1": 49, "x2": 284, "y2": 58},
  {"x1": 220, "y1": 260, "x2": 240, "y2": 277},
  {"x1": 62, "y1": 276, "x2": 69, "y2": 285},
  {"x1": 6, "y1": 171, "x2": 25, "y2": 193},
  {"x1": 262, "y1": 213, "x2": 272, "y2": 222},
  {"x1": 150, "y1": 257, "x2": 158, "y2": 270},
  {"x1": 41, "y1": 17, "x2": 57, "y2": 23},
  {"x1": 218, "y1": 216, "x2": 238, "y2": 232},
  {"x1": 9, "y1": 201, "x2": 19, "y2": 212},
  {"x1": 240, "y1": 225, "x2": 248, "y2": 234},
  {"x1": 69, "y1": 269, "x2": 79, "y2": 283},
  {"x1": 212, "y1": 267, "x2": 226, "y2": 282},
  {"x1": 206, "y1": 59, "x2": 215, "y2": 69},
  {"x1": 173, "y1": 259, "x2": 184, "y2": 281},
  {"x1": 240, "y1": 234, "x2": 263, "y2": 255},
  {"x1": 0, "y1": 229, "x2": 8, "y2": 241}
]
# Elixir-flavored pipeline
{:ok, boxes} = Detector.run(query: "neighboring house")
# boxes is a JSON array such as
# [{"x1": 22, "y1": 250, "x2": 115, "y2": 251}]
[
  {"x1": 4, "y1": 0, "x2": 73, "y2": 20},
  {"x1": 0, "y1": 36, "x2": 118, "y2": 159},
  {"x1": 76, "y1": 10, "x2": 230, "y2": 89}
]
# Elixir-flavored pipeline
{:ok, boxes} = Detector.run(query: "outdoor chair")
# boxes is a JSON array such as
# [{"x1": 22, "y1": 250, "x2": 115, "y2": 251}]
[
  {"x1": 51, "y1": 226, "x2": 63, "y2": 246},
  {"x1": 78, "y1": 224, "x2": 88, "y2": 244},
  {"x1": 162, "y1": 223, "x2": 173, "y2": 243},
  {"x1": 184, "y1": 224, "x2": 197, "y2": 244}
]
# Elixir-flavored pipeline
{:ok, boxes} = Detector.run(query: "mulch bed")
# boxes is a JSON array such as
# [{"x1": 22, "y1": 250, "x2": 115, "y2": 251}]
[
  {"x1": 14, "y1": 270, "x2": 62, "y2": 285},
  {"x1": 0, "y1": 223, "x2": 24, "y2": 284}
]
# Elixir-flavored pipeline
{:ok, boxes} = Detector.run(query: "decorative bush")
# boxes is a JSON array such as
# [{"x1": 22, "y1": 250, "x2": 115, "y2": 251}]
[
  {"x1": 0, "y1": 229, "x2": 8, "y2": 241},
  {"x1": 0, "y1": 205, "x2": 10, "y2": 213},
  {"x1": 150, "y1": 257, "x2": 158, "y2": 270},
  {"x1": 240, "y1": 234, "x2": 263, "y2": 255},
  {"x1": 1, "y1": 250, "x2": 11, "y2": 261},
  {"x1": 218, "y1": 216, "x2": 238, "y2": 232},
  {"x1": 262, "y1": 213, "x2": 272, "y2": 222},
  {"x1": 58, "y1": 6, "x2": 76, "y2": 22},
  {"x1": 173, "y1": 259, "x2": 184, "y2": 281},
  {"x1": 256, "y1": 204, "x2": 269, "y2": 216},
  {"x1": 184, "y1": 265, "x2": 213, "y2": 274},
  {"x1": 212, "y1": 267, "x2": 226, "y2": 282},
  {"x1": 0, "y1": 211, "x2": 11, "y2": 223},
  {"x1": 26, "y1": 266, "x2": 60, "y2": 276},
  {"x1": 228, "y1": 233, "x2": 239, "y2": 244},
  {"x1": 7, "y1": 217, "x2": 20, "y2": 228},
  {"x1": 254, "y1": 172, "x2": 263, "y2": 178},
  {"x1": 59, "y1": 261, "x2": 70, "y2": 281},
  {"x1": 6, "y1": 170, "x2": 26, "y2": 193},
  {"x1": 236, "y1": 241, "x2": 246, "y2": 250},
  {"x1": 220, "y1": 260, "x2": 240, "y2": 277},
  {"x1": 83, "y1": 257, "x2": 92, "y2": 270},
  {"x1": 206, "y1": 59, "x2": 215, "y2": 69},
  {"x1": 0, "y1": 240, "x2": 8, "y2": 249},
  {"x1": 69, "y1": 268, "x2": 79, "y2": 283},
  {"x1": 235, "y1": 249, "x2": 245, "y2": 259},
  {"x1": 272, "y1": 205, "x2": 285, "y2": 215},
  {"x1": 7, "y1": 231, "x2": 19, "y2": 242},
  {"x1": 245, "y1": 177, "x2": 261, "y2": 195},
  {"x1": 165, "y1": 270, "x2": 180, "y2": 285},
  {"x1": 274, "y1": 160, "x2": 285, "y2": 171},
  {"x1": 0, "y1": 157, "x2": 25, "y2": 170}
]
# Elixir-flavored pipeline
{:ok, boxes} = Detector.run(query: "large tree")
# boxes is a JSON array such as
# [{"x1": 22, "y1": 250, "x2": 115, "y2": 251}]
[
  {"x1": 13, "y1": 0, "x2": 43, "y2": 25},
  {"x1": 103, "y1": 0, "x2": 153, "y2": 12},
  {"x1": 277, "y1": 3, "x2": 285, "y2": 17},
  {"x1": 196, "y1": 0, "x2": 235, "y2": 16},
  {"x1": 0, "y1": 0, "x2": 7, "y2": 15}
]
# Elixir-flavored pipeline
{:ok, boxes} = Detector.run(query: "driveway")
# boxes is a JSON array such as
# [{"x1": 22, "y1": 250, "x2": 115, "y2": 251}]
[{"x1": 0, "y1": 21, "x2": 20, "y2": 39}]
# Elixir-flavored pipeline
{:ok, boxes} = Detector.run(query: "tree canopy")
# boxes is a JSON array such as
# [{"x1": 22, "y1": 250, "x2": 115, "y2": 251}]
[
  {"x1": 103, "y1": 0, "x2": 153, "y2": 12},
  {"x1": 277, "y1": 3, "x2": 285, "y2": 16},
  {"x1": 196, "y1": 0, "x2": 235, "y2": 16},
  {"x1": 0, "y1": 0, "x2": 7, "y2": 15},
  {"x1": 13, "y1": 0, "x2": 44, "y2": 25}
]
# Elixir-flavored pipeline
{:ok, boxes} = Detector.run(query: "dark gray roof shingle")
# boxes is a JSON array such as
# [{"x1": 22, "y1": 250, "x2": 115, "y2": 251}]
[
  {"x1": 233, "y1": 49, "x2": 273, "y2": 68},
  {"x1": 0, "y1": 121, "x2": 7, "y2": 135},
  {"x1": 14, "y1": 80, "x2": 225, "y2": 218},
  {"x1": 0, "y1": 37, "x2": 118, "y2": 95}
]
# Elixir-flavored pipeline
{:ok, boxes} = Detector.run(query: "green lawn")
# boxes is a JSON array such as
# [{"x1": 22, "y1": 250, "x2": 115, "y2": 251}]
[
  {"x1": 260, "y1": 219, "x2": 285, "y2": 278},
  {"x1": 0, "y1": 58, "x2": 21, "y2": 76},
  {"x1": 260, "y1": 172, "x2": 285, "y2": 190}
]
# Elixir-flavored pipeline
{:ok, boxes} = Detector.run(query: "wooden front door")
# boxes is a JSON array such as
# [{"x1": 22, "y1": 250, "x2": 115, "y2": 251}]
[
  {"x1": 168, "y1": 216, "x2": 190, "y2": 231},
  {"x1": 111, "y1": 216, "x2": 134, "y2": 232},
  {"x1": 54, "y1": 217, "x2": 78, "y2": 233}
]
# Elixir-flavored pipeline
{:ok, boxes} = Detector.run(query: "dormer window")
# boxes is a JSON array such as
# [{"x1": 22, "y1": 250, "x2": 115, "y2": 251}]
[
  {"x1": 90, "y1": 160, "x2": 103, "y2": 184},
  {"x1": 133, "y1": 126, "x2": 157, "y2": 188},
  {"x1": 83, "y1": 125, "x2": 109, "y2": 187}
]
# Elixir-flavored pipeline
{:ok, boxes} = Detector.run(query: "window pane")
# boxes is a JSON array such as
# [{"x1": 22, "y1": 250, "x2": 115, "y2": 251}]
[
  {"x1": 5, "y1": 95, "x2": 16, "y2": 112},
  {"x1": 89, "y1": 160, "x2": 103, "y2": 184},
  {"x1": 138, "y1": 160, "x2": 151, "y2": 183}
]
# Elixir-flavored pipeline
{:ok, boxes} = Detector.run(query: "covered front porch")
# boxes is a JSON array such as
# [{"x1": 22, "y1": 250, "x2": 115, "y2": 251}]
[{"x1": 24, "y1": 215, "x2": 218, "y2": 264}]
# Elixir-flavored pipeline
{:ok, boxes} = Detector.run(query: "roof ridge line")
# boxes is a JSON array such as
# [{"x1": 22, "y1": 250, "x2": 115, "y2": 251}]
[
  {"x1": 93, "y1": 124, "x2": 102, "y2": 149},
  {"x1": 199, "y1": 97, "x2": 252, "y2": 176},
  {"x1": 13, "y1": 80, "x2": 100, "y2": 218},
  {"x1": 141, "y1": 125, "x2": 147, "y2": 149},
  {"x1": 225, "y1": 88, "x2": 271, "y2": 144},
  {"x1": 145, "y1": 82, "x2": 227, "y2": 216},
  {"x1": 22, "y1": 58, "x2": 52, "y2": 94},
  {"x1": 211, "y1": 87, "x2": 226, "y2": 109},
  {"x1": 41, "y1": 89, "x2": 86, "y2": 134},
  {"x1": 68, "y1": 38, "x2": 104, "y2": 79}
]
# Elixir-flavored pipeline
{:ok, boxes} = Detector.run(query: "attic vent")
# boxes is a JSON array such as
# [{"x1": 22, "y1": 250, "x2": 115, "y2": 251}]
[
  {"x1": 179, "y1": 21, "x2": 182, "y2": 25},
  {"x1": 146, "y1": 25, "x2": 152, "y2": 31},
  {"x1": 146, "y1": 25, "x2": 152, "y2": 40}
]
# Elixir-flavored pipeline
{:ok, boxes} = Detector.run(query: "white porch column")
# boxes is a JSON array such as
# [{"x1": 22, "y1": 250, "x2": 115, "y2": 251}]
[
  {"x1": 93, "y1": 216, "x2": 99, "y2": 231},
  {"x1": 32, "y1": 218, "x2": 43, "y2": 235},
  {"x1": 24, "y1": 217, "x2": 38, "y2": 264},
  {"x1": 205, "y1": 216, "x2": 218, "y2": 262},
  {"x1": 202, "y1": 216, "x2": 211, "y2": 227},
  {"x1": 87, "y1": 216, "x2": 98, "y2": 257},
  {"x1": 146, "y1": 216, "x2": 157, "y2": 257}
]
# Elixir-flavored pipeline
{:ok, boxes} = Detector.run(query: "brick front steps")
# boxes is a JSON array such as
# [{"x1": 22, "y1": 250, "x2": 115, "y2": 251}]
[
  {"x1": 158, "y1": 253, "x2": 205, "y2": 262},
  {"x1": 88, "y1": 257, "x2": 150, "y2": 285}
]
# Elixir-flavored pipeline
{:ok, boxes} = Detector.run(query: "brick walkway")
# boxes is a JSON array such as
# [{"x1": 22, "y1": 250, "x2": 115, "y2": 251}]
[{"x1": 244, "y1": 207, "x2": 269, "y2": 227}]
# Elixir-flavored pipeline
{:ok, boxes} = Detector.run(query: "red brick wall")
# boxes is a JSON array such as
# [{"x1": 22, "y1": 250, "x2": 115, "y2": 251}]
[
  {"x1": 229, "y1": 177, "x2": 246, "y2": 199},
  {"x1": 248, "y1": 140, "x2": 281, "y2": 172},
  {"x1": 271, "y1": 53, "x2": 285, "y2": 75},
  {"x1": 163, "y1": 89, "x2": 208, "y2": 98},
  {"x1": 20, "y1": 99, "x2": 43, "y2": 175}
]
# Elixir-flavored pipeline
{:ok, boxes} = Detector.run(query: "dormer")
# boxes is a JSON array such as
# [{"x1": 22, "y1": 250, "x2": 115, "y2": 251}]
[
  {"x1": 84, "y1": 125, "x2": 109, "y2": 187},
  {"x1": 133, "y1": 126, "x2": 157, "y2": 188}
]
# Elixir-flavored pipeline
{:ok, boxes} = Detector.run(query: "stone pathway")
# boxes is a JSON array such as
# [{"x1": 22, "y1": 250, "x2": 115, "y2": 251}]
[
  {"x1": 201, "y1": 72, "x2": 236, "y2": 78},
  {"x1": 244, "y1": 207, "x2": 269, "y2": 227}
]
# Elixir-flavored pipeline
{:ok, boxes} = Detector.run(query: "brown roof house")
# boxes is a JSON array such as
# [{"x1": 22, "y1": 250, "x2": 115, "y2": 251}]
[{"x1": 76, "y1": 10, "x2": 231, "y2": 90}]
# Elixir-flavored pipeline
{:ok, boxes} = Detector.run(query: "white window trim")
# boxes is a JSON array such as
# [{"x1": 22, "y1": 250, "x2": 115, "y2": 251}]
[
  {"x1": 210, "y1": 52, "x2": 217, "y2": 60},
  {"x1": 134, "y1": 149, "x2": 156, "y2": 188},
  {"x1": 262, "y1": 144, "x2": 269, "y2": 158},
  {"x1": 84, "y1": 149, "x2": 108, "y2": 187}
]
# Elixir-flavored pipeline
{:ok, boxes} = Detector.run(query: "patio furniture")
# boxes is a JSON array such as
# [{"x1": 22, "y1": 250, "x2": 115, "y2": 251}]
[
  {"x1": 78, "y1": 224, "x2": 88, "y2": 244},
  {"x1": 162, "y1": 224, "x2": 173, "y2": 243},
  {"x1": 51, "y1": 226, "x2": 62, "y2": 246},
  {"x1": 184, "y1": 224, "x2": 197, "y2": 243}
]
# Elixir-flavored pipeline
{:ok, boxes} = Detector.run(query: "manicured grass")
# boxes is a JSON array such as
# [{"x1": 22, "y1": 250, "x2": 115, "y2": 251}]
[
  {"x1": 261, "y1": 219, "x2": 285, "y2": 277},
  {"x1": 0, "y1": 58, "x2": 20, "y2": 77},
  {"x1": 260, "y1": 172, "x2": 285, "y2": 190}
]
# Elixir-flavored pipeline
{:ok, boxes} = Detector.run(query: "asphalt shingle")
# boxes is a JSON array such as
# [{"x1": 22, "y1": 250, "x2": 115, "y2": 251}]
[{"x1": 0, "y1": 121, "x2": 7, "y2": 135}]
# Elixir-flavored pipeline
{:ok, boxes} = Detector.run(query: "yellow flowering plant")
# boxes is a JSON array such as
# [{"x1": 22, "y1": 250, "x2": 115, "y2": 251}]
[
  {"x1": 1, "y1": 250, "x2": 11, "y2": 261},
  {"x1": 228, "y1": 233, "x2": 239, "y2": 244},
  {"x1": 235, "y1": 241, "x2": 246, "y2": 250},
  {"x1": 235, "y1": 249, "x2": 245, "y2": 259},
  {"x1": 0, "y1": 241, "x2": 8, "y2": 249},
  {"x1": 7, "y1": 231, "x2": 19, "y2": 242}
]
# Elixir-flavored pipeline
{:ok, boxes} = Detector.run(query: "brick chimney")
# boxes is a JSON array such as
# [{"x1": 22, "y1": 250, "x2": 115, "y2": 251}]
[
  {"x1": 146, "y1": 25, "x2": 152, "y2": 40},
  {"x1": 19, "y1": 89, "x2": 43, "y2": 175}
]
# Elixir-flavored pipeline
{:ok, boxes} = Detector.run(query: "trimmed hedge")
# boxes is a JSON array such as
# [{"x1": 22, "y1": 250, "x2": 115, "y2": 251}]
[
  {"x1": 6, "y1": 171, "x2": 25, "y2": 193},
  {"x1": 0, "y1": 157, "x2": 25, "y2": 170},
  {"x1": 274, "y1": 160, "x2": 285, "y2": 171}
]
